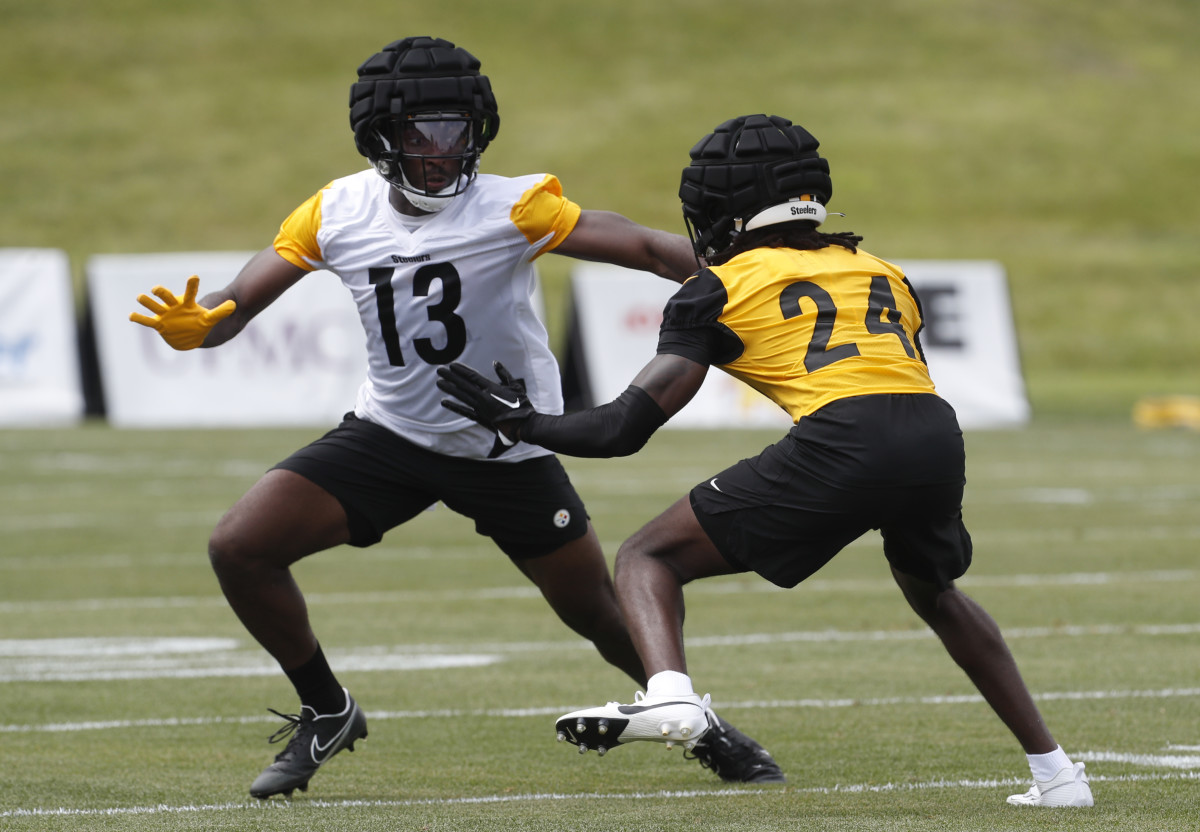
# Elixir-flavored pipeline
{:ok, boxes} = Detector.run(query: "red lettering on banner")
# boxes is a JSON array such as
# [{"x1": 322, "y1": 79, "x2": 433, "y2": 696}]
[{"x1": 622, "y1": 307, "x2": 663, "y2": 333}]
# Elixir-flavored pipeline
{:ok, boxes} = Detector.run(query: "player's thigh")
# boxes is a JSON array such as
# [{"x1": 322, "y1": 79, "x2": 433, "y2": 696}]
[
  {"x1": 444, "y1": 455, "x2": 612, "y2": 623},
  {"x1": 689, "y1": 442, "x2": 872, "y2": 588},
  {"x1": 271, "y1": 414, "x2": 442, "y2": 547},
  {"x1": 880, "y1": 484, "x2": 973, "y2": 590},
  {"x1": 514, "y1": 522, "x2": 620, "y2": 620},
  {"x1": 617, "y1": 495, "x2": 741, "y2": 584},
  {"x1": 442, "y1": 452, "x2": 591, "y2": 559},
  {"x1": 212, "y1": 468, "x2": 352, "y2": 567}
]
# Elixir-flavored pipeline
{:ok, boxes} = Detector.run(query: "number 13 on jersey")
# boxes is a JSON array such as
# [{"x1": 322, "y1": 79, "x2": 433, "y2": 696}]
[{"x1": 369, "y1": 263, "x2": 467, "y2": 367}]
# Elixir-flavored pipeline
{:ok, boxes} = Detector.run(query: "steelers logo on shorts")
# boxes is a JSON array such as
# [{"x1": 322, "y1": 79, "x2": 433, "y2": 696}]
[{"x1": 553, "y1": 509, "x2": 571, "y2": 529}]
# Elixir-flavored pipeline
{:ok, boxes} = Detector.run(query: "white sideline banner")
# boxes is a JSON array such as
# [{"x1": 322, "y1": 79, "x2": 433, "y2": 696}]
[
  {"x1": 893, "y1": 260, "x2": 1030, "y2": 428},
  {"x1": 568, "y1": 260, "x2": 1030, "y2": 430},
  {"x1": 0, "y1": 248, "x2": 85, "y2": 425},
  {"x1": 88, "y1": 252, "x2": 368, "y2": 428}
]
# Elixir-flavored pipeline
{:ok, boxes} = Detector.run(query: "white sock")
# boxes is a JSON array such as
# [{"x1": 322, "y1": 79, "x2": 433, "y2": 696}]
[
  {"x1": 645, "y1": 670, "x2": 695, "y2": 698},
  {"x1": 1027, "y1": 745, "x2": 1072, "y2": 781}
]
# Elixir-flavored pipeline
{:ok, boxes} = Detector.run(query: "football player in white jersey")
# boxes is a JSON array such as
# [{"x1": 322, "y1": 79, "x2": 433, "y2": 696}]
[{"x1": 129, "y1": 37, "x2": 784, "y2": 798}]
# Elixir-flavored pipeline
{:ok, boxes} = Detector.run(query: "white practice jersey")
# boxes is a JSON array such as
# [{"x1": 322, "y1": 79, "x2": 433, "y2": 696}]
[{"x1": 274, "y1": 169, "x2": 581, "y2": 461}]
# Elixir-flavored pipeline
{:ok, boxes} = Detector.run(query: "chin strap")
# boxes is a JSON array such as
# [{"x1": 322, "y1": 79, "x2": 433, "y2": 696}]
[
  {"x1": 381, "y1": 167, "x2": 470, "y2": 213},
  {"x1": 373, "y1": 153, "x2": 477, "y2": 213}
]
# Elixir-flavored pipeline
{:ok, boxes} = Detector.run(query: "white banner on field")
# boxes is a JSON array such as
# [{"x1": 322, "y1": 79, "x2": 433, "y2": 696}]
[
  {"x1": 88, "y1": 252, "x2": 368, "y2": 428},
  {"x1": 0, "y1": 248, "x2": 84, "y2": 425},
  {"x1": 893, "y1": 260, "x2": 1030, "y2": 428},
  {"x1": 567, "y1": 260, "x2": 1029, "y2": 430}
]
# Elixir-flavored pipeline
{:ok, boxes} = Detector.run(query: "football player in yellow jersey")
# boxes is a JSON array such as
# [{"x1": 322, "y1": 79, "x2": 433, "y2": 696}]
[
  {"x1": 439, "y1": 114, "x2": 1094, "y2": 809},
  {"x1": 129, "y1": 39, "x2": 782, "y2": 798}
]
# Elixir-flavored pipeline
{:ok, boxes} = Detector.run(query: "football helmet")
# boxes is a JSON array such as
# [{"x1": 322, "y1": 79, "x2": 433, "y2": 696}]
[
  {"x1": 679, "y1": 114, "x2": 833, "y2": 258},
  {"x1": 349, "y1": 37, "x2": 500, "y2": 211}
]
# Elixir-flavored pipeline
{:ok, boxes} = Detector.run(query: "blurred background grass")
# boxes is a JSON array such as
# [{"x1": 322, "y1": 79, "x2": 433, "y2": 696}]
[{"x1": 1, "y1": 0, "x2": 1197, "y2": 419}]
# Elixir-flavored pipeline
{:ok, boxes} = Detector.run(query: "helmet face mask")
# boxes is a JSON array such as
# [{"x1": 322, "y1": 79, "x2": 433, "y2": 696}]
[
  {"x1": 679, "y1": 115, "x2": 832, "y2": 258},
  {"x1": 369, "y1": 112, "x2": 479, "y2": 211},
  {"x1": 349, "y1": 37, "x2": 500, "y2": 212}
]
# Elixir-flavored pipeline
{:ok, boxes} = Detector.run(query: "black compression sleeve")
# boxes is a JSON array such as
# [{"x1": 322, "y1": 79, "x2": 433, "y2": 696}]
[{"x1": 520, "y1": 385, "x2": 668, "y2": 458}]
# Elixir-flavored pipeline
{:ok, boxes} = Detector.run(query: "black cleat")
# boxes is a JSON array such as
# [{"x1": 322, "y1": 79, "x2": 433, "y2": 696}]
[
  {"x1": 249, "y1": 688, "x2": 368, "y2": 799},
  {"x1": 684, "y1": 714, "x2": 786, "y2": 784}
]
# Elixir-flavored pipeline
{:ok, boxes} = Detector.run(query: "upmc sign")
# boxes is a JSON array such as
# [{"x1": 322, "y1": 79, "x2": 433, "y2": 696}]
[
  {"x1": 88, "y1": 252, "x2": 367, "y2": 428},
  {"x1": 567, "y1": 260, "x2": 1029, "y2": 430}
]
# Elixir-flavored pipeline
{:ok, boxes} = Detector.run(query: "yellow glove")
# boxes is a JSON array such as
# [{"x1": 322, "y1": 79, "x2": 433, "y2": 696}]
[{"x1": 129, "y1": 275, "x2": 236, "y2": 351}]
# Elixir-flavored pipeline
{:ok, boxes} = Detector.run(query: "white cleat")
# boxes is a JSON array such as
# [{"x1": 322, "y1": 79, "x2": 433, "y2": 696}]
[
  {"x1": 1007, "y1": 762, "x2": 1094, "y2": 808},
  {"x1": 555, "y1": 691, "x2": 712, "y2": 755}
]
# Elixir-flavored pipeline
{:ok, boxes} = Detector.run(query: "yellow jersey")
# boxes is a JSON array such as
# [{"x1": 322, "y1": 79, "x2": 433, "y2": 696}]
[{"x1": 658, "y1": 244, "x2": 937, "y2": 422}]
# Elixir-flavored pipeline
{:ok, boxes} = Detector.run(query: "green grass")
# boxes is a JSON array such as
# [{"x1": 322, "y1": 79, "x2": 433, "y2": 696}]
[
  {"x1": 2, "y1": 0, "x2": 1199, "y2": 418},
  {"x1": 2, "y1": 422, "x2": 1198, "y2": 830}
]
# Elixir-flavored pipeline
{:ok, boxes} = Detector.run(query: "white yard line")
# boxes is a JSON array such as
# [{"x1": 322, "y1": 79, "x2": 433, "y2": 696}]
[
  {"x1": 3, "y1": 685, "x2": 1197, "y2": 733},
  {"x1": 2, "y1": 771, "x2": 1197, "y2": 819}
]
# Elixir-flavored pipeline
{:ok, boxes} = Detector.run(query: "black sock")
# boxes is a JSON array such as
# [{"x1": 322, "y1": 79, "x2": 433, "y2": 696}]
[{"x1": 283, "y1": 645, "x2": 346, "y2": 715}]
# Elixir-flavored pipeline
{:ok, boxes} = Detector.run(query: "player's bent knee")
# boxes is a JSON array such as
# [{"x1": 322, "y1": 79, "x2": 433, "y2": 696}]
[
  {"x1": 207, "y1": 529, "x2": 244, "y2": 576},
  {"x1": 207, "y1": 517, "x2": 266, "y2": 577}
]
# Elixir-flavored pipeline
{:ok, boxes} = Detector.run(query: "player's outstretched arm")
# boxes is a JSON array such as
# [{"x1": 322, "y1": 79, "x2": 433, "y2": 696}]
[
  {"x1": 554, "y1": 210, "x2": 699, "y2": 284},
  {"x1": 128, "y1": 247, "x2": 309, "y2": 350},
  {"x1": 438, "y1": 354, "x2": 707, "y2": 458}
]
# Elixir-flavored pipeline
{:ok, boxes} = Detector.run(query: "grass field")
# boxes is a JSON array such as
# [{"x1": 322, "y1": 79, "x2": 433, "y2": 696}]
[{"x1": 2, "y1": 421, "x2": 1198, "y2": 830}]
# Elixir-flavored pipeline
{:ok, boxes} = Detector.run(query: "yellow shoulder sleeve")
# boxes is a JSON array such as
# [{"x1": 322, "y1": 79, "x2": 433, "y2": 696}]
[
  {"x1": 509, "y1": 175, "x2": 582, "y2": 258},
  {"x1": 273, "y1": 184, "x2": 332, "y2": 269}
]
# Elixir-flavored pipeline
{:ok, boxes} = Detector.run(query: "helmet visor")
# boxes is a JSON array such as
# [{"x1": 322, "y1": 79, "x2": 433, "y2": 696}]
[
  {"x1": 398, "y1": 115, "x2": 474, "y2": 155},
  {"x1": 372, "y1": 113, "x2": 477, "y2": 197}
]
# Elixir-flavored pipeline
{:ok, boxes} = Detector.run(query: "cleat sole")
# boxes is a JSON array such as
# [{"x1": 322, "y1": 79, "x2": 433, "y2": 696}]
[
  {"x1": 555, "y1": 695, "x2": 710, "y2": 756},
  {"x1": 555, "y1": 715, "x2": 632, "y2": 751}
]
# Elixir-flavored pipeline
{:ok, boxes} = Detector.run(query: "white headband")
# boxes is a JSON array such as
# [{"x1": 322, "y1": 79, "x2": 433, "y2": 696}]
[{"x1": 742, "y1": 199, "x2": 827, "y2": 231}]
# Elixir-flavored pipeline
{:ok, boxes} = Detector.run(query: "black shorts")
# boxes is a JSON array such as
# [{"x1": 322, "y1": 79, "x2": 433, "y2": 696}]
[
  {"x1": 273, "y1": 413, "x2": 589, "y2": 559},
  {"x1": 690, "y1": 394, "x2": 973, "y2": 589}
]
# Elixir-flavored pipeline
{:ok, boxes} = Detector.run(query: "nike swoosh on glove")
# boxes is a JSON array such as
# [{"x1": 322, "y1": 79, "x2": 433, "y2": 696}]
[{"x1": 437, "y1": 361, "x2": 536, "y2": 446}]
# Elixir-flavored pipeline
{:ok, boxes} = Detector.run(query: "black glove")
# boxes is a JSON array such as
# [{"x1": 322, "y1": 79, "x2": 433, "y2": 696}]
[{"x1": 437, "y1": 361, "x2": 536, "y2": 446}]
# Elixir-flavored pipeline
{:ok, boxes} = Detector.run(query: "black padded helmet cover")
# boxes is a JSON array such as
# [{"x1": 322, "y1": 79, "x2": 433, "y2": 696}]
[
  {"x1": 679, "y1": 114, "x2": 832, "y2": 257},
  {"x1": 349, "y1": 36, "x2": 500, "y2": 161}
]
